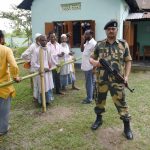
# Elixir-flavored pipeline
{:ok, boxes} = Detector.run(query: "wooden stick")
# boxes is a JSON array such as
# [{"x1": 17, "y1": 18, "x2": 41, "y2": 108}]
[{"x1": 39, "y1": 48, "x2": 46, "y2": 112}]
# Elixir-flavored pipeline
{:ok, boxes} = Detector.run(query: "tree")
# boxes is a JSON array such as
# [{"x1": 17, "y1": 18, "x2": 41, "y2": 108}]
[{"x1": 0, "y1": 5, "x2": 32, "y2": 45}]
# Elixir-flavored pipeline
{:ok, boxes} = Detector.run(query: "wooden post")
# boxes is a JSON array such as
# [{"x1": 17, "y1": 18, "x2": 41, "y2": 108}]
[{"x1": 39, "y1": 47, "x2": 46, "y2": 112}]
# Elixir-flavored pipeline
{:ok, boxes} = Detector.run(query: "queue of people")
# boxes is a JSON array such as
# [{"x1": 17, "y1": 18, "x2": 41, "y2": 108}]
[{"x1": 21, "y1": 31, "x2": 79, "y2": 105}]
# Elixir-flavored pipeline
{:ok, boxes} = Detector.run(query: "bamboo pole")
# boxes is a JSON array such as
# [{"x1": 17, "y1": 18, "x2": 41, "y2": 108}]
[
  {"x1": 0, "y1": 57, "x2": 81, "y2": 88},
  {"x1": 16, "y1": 60, "x2": 26, "y2": 65},
  {"x1": 0, "y1": 72, "x2": 39, "y2": 87},
  {"x1": 39, "y1": 48, "x2": 46, "y2": 112},
  {"x1": 8, "y1": 60, "x2": 26, "y2": 67},
  {"x1": 15, "y1": 58, "x2": 22, "y2": 61}
]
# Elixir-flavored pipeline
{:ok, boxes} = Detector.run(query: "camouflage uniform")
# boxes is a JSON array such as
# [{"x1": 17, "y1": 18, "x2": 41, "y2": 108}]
[{"x1": 92, "y1": 39, "x2": 132, "y2": 121}]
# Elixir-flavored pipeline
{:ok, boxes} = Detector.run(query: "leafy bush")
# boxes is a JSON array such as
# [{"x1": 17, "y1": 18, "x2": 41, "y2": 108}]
[{"x1": 14, "y1": 46, "x2": 28, "y2": 57}]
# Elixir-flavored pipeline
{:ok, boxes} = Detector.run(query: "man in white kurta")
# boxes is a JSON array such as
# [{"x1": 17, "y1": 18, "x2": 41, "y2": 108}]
[
  {"x1": 59, "y1": 34, "x2": 73, "y2": 89},
  {"x1": 21, "y1": 33, "x2": 41, "y2": 101},
  {"x1": 47, "y1": 32, "x2": 64, "y2": 95},
  {"x1": 31, "y1": 35, "x2": 54, "y2": 104}
]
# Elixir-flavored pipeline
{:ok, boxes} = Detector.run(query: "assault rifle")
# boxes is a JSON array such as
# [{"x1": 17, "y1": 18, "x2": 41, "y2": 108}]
[{"x1": 99, "y1": 59, "x2": 134, "y2": 93}]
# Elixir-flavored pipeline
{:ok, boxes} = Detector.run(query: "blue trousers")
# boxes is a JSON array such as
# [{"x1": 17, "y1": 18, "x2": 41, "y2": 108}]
[
  {"x1": 84, "y1": 69, "x2": 94, "y2": 101},
  {"x1": 0, "y1": 97, "x2": 11, "y2": 133},
  {"x1": 38, "y1": 89, "x2": 54, "y2": 104}
]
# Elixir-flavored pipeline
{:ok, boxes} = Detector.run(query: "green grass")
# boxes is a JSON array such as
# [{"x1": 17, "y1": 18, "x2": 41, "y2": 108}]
[{"x1": 0, "y1": 66, "x2": 150, "y2": 150}]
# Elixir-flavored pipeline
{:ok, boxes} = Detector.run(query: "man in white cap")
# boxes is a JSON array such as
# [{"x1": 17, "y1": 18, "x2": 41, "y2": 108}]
[
  {"x1": 59, "y1": 34, "x2": 73, "y2": 90},
  {"x1": 21, "y1": 33, "x2": 41, "y2": 61},
  {"x1": 59, "y1": 34, "x2": 79, "y2": 91},
  {"x1": 31, "y1": 35, "x2": 54, "y2": 105},
  {"x1": 21, "y1": 33, "x2": 42, "y2": 102}
]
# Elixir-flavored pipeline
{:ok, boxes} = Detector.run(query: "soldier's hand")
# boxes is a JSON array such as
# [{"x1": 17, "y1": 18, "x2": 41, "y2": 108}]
[
  {"x1": 89, "y1": 58, "x2": 101, "y2": 67},
  {"x1": 124, "y1": 76, "x2": 128, "y2": 83}
]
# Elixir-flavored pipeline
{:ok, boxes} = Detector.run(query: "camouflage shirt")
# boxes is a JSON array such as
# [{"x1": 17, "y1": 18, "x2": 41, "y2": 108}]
[{"x1": 92, "y1": 39, "x2": 132, "y2": 82}]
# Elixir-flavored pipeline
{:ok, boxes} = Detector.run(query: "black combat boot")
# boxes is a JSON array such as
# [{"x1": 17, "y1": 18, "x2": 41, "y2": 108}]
[
  {"x1": 123, "y1": 120, "x2": 133, "y2": 140},
  {"x1": 91, "y1": 115, "x2": 103, "y2": 130}
]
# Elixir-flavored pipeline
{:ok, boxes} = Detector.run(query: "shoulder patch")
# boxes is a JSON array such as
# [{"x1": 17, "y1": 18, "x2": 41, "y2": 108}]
[
  {"x1": 97, "y1": 39, "x2": 106, "y2": 45},
  {"x1": 118, "y1": 39, "x2": 126, "y2": 43},
  {"x1": 98, "y1": 39, "x2": 106, "y2": 42},
  {"x1": 118, "y1": 39, "x2": 127, "y2": 49}
]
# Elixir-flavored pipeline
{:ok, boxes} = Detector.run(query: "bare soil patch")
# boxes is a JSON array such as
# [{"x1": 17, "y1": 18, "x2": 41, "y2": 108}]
[{"x1": 34, "y1": 106, "x2": 74, "y2": 123}]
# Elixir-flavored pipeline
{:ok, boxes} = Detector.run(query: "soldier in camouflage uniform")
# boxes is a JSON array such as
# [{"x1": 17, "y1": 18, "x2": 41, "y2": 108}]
[{"x1": 90, "y1": 20, "x2": 133, "y2": 140}]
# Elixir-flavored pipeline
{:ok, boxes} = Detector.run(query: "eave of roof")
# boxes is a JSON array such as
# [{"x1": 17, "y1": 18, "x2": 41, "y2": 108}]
[
  {"x1": 136, "y1": 0, "x2": 150, "y2": 11},
  {"x1": 17, "y1": 0, "x2": 33, "y2": 10},
  {"x1": 126, "y1": 12, "x2": 150, "y2": 20},
  {"x1": 124, "y1": 0, "x2": 139, "y2": 12},
  {"x1": 18, "y1": 0, "x2": 139, "y2": 12}
]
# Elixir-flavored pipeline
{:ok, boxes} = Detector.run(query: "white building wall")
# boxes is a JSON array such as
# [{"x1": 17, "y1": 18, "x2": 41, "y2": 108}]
[{"x1": 31, "y1": 0, "x2": 129, "y2": 61}]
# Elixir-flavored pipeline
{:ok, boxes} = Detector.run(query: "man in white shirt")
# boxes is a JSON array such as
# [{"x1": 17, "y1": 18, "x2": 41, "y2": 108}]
[
  {"x1": 21, "y1": 33, "x2": 41, "y2": 62},
  {"x1": 31, "y1": 35, "x2": 54, "y2": 105},
  {"x1": 81, "y1": 30, "x2": 97, "y2": 104},
  {"x1": 21, "y1": 33, "x2": 41, "y2": 101},
  {"x1": 47, "y1": 32, "x2": 65, "y2": 95}
]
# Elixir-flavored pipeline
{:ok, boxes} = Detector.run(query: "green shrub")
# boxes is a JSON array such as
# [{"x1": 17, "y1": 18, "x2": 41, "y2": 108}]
[{"x1": 14, "y1": 46, "x2": 28, "y2": 57}]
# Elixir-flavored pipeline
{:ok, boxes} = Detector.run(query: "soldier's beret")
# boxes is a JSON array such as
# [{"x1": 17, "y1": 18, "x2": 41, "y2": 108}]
[{"x1": 104, "y1": 20, "x2": 118, "y2": 30}]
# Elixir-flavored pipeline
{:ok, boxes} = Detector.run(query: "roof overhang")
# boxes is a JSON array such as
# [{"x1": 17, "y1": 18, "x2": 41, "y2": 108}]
[
  {"x1": 18, "y1": 0, "x2": 139, "y2": 11},
  {"x1": 126, "y1": 12, "x2": 150, "y2": 20},
  {"x1": 17, "y1": 0, "x2": 33, "y2": 10},
  {"x1": 136, "y1": 0, "x2": 150, "y2": 12},
  {"x1": 125, "y1": 0, "x2": 139, "y2": 12}
]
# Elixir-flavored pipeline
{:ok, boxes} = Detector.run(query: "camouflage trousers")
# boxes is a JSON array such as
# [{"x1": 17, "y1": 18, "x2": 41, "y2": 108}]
[{"x1": 94, "y1": 80, "x2": 131, "y2": 121}]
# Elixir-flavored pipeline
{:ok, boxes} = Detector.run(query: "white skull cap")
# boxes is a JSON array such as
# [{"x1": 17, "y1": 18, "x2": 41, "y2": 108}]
[
  {"x1": 35, "y1": 33, "x2": 42, "y2": 39},
  {"x1": 61, "y1": 34, "x2": 67, "y2": 38}
]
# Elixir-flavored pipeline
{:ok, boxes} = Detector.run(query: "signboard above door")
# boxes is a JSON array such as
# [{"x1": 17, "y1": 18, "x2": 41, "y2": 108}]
[{"x1": 61, "y1": 2, "x2": 81, "y2": 11}]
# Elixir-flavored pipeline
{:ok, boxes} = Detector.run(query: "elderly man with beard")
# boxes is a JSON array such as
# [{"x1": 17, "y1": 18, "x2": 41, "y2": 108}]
[
  {"x1": 59, "y1": 34, "x2": 79, "y2": 91},
  {"x1": 31, "y1": 35, "x2": 54, "y2": 105}
]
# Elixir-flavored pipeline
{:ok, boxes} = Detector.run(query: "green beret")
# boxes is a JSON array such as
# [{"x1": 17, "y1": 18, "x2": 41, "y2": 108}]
[{"x1": 104, "y1": 20, "x2": 118, "y2": 30}]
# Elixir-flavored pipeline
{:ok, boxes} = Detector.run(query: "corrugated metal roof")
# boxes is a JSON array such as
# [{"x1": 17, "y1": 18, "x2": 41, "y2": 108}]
[
  {"x1": 126, "y1": 13, "x2": 143, "y2": 19},
  {"x1": 136, "y1": 0, "x2": 150, "y2": 10},
  {"x1": 143, "y1": 12, "x2": 150, "y2": 18},
  {"x1": 126, "y1": 12, "x2": 150, "y2": 20}
]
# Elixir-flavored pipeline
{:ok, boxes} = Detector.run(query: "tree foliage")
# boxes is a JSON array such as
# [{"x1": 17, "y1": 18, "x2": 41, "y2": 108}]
[{"x1": 0, "y1": 5, "x2": 32, "y2": 44}]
